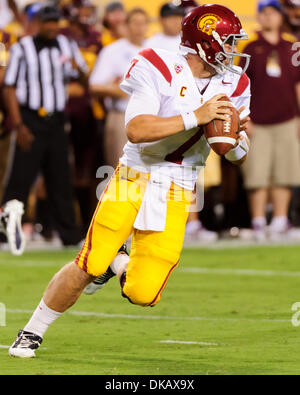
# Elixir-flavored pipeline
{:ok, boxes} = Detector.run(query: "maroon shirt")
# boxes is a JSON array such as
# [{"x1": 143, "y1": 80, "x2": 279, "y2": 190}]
[
  {"x1": 60, "y1": 24, "x2": 102, "y2": 119},
  {"x1": 0, "y1": 30, "x2": 16, "y2": 134},
  {"x1": 239, "y1": 31, "x2": 300, "y2": 125},
  {"x1": 60, "y1": 24, "x2": 102, "y2": 56}
]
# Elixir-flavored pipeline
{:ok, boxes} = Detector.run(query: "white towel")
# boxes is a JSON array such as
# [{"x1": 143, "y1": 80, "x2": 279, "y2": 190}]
[{"x1": 134, "y1": 172, "x2": 171, "y2": 232}]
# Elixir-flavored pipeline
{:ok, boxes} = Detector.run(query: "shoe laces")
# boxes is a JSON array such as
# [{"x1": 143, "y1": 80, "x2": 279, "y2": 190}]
[
  {"x1": 14, "y1": 331, "x2": 42, "y2": 350},
  {"x1": 93, "y1": 267, "x2": 115, "y2": 285}
]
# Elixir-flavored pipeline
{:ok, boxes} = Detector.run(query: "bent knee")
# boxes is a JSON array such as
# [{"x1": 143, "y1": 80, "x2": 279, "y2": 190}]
[{"x1": 122, "y1": 283, "x2": 161, "y2": 307}]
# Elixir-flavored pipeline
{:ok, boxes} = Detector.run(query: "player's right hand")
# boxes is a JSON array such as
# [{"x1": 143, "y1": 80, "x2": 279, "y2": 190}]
[
  {"x1": 16, "y1": 124, "x2": 35, "y2": 151},
  {"x1": 194, "y1": 94, "x2": 233, "y2": 125}
]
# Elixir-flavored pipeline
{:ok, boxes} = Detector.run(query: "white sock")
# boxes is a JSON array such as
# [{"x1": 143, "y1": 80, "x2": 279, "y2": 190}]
[
  {"x1": 252, "y1": 217, "x2": 267, "y2": 230},
  {"x1": 24, "y1": 299, "x2": 62, "y2": 338},
  {"x1": 269, "y1": 216, "x2": 288, "y2": 233},
  {"x1": 110, "y1": 252, "x2": 129, "y2": 275},
  {"x1": 185, "y1": 220, "x2": 202, "y2": 234}
]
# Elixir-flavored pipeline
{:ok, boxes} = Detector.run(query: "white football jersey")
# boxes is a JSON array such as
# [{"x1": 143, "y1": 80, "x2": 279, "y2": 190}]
[{"x1": 120, "y1": 48, "x2": 251, "y2": 190}]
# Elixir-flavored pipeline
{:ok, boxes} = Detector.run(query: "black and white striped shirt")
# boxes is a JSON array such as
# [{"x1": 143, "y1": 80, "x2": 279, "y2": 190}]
[{"x1": 4, "y1": 34, "x2": 88, "y2": 113}]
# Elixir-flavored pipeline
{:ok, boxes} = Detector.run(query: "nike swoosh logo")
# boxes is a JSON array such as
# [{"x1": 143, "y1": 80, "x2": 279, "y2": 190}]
[{"x1": 222, "y1": 80, "x2": 232, "y2": 85}]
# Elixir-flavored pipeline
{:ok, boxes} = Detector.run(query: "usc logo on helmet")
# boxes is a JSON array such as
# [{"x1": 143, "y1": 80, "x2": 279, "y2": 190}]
[{"x1": 197, "y1": 14, "x2": 221, "y2": 35}]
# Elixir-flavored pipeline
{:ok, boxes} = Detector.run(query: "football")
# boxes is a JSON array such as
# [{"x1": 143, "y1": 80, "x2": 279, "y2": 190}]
[{"x1": 203, "y1": 96, "x2": 240, "y2": 156}]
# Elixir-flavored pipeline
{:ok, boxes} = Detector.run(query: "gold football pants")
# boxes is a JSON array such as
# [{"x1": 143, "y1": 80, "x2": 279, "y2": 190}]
[{"x1": 76, "y1": 164, "x2": 191, "y2": 307}]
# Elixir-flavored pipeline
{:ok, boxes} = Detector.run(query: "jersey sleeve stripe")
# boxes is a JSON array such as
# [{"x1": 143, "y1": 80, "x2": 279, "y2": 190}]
[
  {"x1": 138, "y1": 48, "x2": 172, "y2": 85},
  {"x1": 231, "y1": 73, "x2": 250, "y2": 98}
]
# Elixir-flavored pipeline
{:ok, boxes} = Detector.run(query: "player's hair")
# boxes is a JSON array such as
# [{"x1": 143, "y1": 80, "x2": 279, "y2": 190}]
[{"x1": 126, "y1": 8, "x2": 149, "y2": 24}]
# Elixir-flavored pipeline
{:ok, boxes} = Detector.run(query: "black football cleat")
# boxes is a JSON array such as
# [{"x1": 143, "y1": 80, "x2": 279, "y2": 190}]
[
  {"x1": 83, "y1": 244, "x2": 129, "y2": 295},
  {"x1": 9, "y1": 330, "x2": 43, "y2": 358}
]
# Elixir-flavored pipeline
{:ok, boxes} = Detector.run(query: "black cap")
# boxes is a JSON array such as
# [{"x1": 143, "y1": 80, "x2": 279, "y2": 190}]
[
  {"x1": 105, "y1": 1, "x2": 124, "y2": 13},
  {"x1": 160, "y1": 2, "x2": 186, "y2": 18},
  {"x1": 36, "y1": 4, "x2": 61, "y2": 22}
]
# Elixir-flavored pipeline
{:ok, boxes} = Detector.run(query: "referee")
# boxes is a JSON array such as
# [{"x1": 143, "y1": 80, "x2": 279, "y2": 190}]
[{"x1": 2, "y1": 4, "x2": 88, "y2": 246}]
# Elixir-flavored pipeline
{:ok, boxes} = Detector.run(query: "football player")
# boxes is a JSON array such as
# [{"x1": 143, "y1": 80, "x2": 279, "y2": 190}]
[
  {"x1": 0, "y1": 200, "x2": 25, "y2": 256},
  {"x1": 9, "y1": 4, "x2": 251, "y2": 358}
]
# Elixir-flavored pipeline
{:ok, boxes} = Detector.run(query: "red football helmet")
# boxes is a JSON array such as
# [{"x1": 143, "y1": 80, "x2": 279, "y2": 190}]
[{"x1": 180, "y1": 4, "x2": 250, "y2": 75}]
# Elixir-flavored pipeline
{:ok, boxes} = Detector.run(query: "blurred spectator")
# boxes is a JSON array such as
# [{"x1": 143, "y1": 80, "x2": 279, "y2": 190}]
[
  {"x1": 2, "y1": 4, "x2": 88, "y2": 246},
  {"x1": 145, "y1": 3, "x2": 185, "y2": 52},
  {"x1": 102, "y1": 1, "x2": 127, "y2": 47},
  {"x1": 0, "y1": 0, "x2": 21, "y2": 29},
  {"x1": 239, "y1": 0, "x2": 300, "y2": 241},
  {"x1": 172, "y1": 0, "x2": 200, "y2": 14},
  {"x1": 0, "y1": 29, "x2": 16, "y2": 202},
  {"x1": 90, "y1": 8, "x2": 149, "y2": 168},
  {"x1": 282, "y1": 0, "x2": 300, "y2": 38},
  {"x1": 22, "y1": 2, "x2": 44, "y2": 36},
  {"x1": 61, "y1": 0, "x2": 103, "y2": 233}
]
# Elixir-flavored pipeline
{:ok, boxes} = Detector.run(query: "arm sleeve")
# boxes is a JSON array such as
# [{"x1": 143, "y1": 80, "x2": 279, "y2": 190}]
[
  {"x1": 4, "y1": 42, "x2": 23, "y2": 87},
  {"x1": 120, "y1": 56, "x2": 160, "y2": 96},
  {"x1": 125, "y1": 90, "x2": 161, "y2": 125},
  {"x1": 120, "y1": 56, "x2": 161, "y2": 125},
  {"x1": 231, "y1": 81, "x2": 251, "y2": 120},
  {"x1": 70, "y1": 40, "x2": 88, "y2": 75},
  {"x1": 89, "y1": 46, "x2": 117, "y2": 85}
]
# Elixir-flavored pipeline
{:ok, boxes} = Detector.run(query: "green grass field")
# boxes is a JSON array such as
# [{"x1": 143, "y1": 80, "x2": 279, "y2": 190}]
[{"x1": 1, "y1": 246, "x2": 300, "y2": 375}]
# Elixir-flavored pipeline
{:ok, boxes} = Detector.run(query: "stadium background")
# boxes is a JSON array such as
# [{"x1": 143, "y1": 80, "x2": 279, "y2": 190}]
[
  {"x1": 107, "y1": 0, "x2": 258, "y2": 34},
  {"x1": 1, "y1": 0, "x2": 300, "y2": 376}
]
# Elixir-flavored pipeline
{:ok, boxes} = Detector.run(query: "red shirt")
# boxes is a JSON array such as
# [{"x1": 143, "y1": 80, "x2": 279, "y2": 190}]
[
  {"x1": 0, "y1": 30, "x2": 16, "y2": 134},
  {"x1": 60, "y1": 24, "x2": 102, "y2": 118},
  {"x1": 239, "y1": 31, "x2": 300, "y2": 125}
]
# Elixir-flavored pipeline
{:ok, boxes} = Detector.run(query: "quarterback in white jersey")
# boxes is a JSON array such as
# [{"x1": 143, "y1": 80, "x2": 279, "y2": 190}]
[
  {"x1": 120, "y1": 46, "x2": 250, "y2": 191},
  {"x1": 9, "y1": 4, "x2": 251, "y2": 358}
]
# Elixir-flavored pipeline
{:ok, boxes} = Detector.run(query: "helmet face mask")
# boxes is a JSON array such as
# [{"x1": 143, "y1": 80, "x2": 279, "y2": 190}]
[
  {"x1": 180, "y1": 5, "x2": 251, "y2": 76},
  {"x1": 214, "y1": 31, "x2": 251, "y2": 75}
]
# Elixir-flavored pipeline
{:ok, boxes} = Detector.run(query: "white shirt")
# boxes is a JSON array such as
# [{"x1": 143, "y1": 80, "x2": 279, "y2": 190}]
[
  {"x1": 89, "y1": 38, "x2": 145, "y2": 113},
  {"x1": 145, "y1": 33, "x2": 181, "y2": 53},
  {"x1": 120, "y1": 48, "x2": 251, "y2": 191}
]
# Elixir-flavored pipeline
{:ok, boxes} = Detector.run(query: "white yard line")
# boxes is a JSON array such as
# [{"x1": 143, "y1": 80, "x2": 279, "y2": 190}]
[
  {"x1": 0, "y1": 260, "x2": 65, "y2": 267},
  {"x1": 158, "y1": 340, "x2": 219, "y2": 346},
  {"x1": 180, "y1": 267, "x2": 300, "y2": 277},
  {"x1": 2, "y1": 259, "x2": 300, "y2": 278},
  {"x1": 6, "y1": 308, "x2": 290, "y2": 324}
]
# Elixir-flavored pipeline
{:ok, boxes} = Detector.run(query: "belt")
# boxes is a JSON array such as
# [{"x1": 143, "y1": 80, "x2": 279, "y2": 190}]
[{"x1": 21, "y1": 106, "x2": 64, "y2": 119}]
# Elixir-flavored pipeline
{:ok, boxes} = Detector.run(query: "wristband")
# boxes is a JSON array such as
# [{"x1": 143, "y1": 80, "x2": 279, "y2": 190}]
[
  {"x1": 225, "y1": 131, "x2": 250, "y2": 162},
  {"x1": 181, "y1": 111, "x2": 198, "y2": 131}
]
